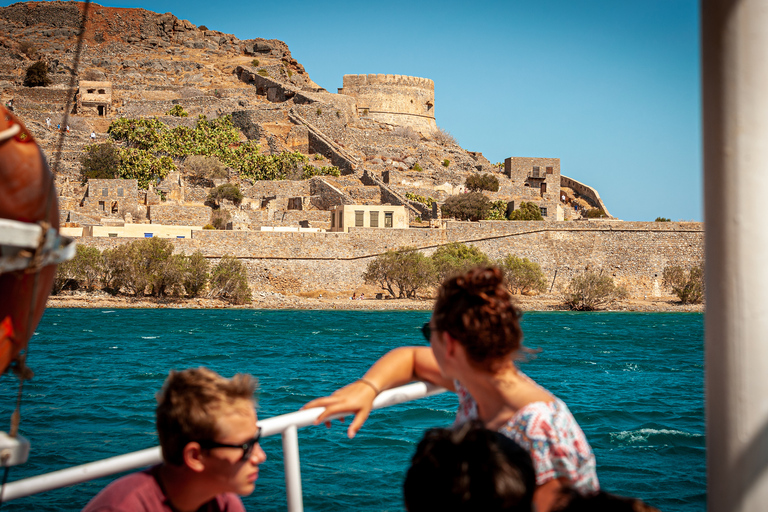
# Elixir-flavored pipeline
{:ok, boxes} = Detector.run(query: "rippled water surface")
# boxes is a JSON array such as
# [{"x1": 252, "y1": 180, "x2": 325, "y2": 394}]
[{"x1": 0, "y1": 309, "x2": 704, "y2": 511}]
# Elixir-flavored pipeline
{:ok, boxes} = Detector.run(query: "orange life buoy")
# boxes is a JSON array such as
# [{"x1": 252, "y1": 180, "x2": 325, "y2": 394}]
[{"x1": 0, "y1": 105, "x2": 59, "y2": 375}]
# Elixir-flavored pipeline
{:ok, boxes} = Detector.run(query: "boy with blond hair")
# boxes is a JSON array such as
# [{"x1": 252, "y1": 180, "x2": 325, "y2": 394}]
[{"x1": 83, "y1": 367, "x2": 265, "y2": 512}]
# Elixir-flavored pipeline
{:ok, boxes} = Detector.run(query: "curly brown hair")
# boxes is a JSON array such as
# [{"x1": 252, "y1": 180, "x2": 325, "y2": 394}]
[
  {"x1": 432, "y1": 267, "x2": 523, "y2": 371},
  {"x1": 156, "y1": 367, "x2": 258, "y2": 466}
]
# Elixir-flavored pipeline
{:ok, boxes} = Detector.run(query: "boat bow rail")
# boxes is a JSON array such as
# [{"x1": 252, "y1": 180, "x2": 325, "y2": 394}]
[{"x1": 0, "y1": 381, "x2": 447, "y2": 511}]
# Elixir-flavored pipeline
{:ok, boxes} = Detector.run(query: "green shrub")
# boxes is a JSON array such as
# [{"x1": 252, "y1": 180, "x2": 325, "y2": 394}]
[
  {"x1": 203, "y1": 224, "x2": 216, "y2": 230},
  {"x1": 565, "y1": 272, "x2": 629, "y2": 311},
  {"x1": 251, "y1": 59, "x2": 259, "y2": 67},
  {"x1": 500, "y1": 255, "x2": 547, "y2": 295},
  {"x1": 405, "y1": 192, "x2": 436, "y2": 207},
  {"x1": 655, "y1": 217, "x2": 671, "y2": 222},
  {"x1": 584, "y1": 208, "x2": 607, "y2": 219},
  {"x1": 411, "y1": 162, "x2": 423, "y2": 172},
  {"x1": 441, "y1": 192, "x2": 491, "y2": 221},
  {"x1": 663, "y1": 264, "x2": 704, "y2": 304},
  {"x1": 465, "y1": 173, "x2": 500, "y2": 192},
  {"x1": 363, "y1": 247, "x2": 436, "y2": 299},
  {"x1": 300, "y1": 165, "x2": 340, "y2": 179},
  {"x1": 316, "y1": 108, "x2": 322, "y2": 116},
  {"x1": 207, "y1": 183, "x2": 243, "y2": 207},
  {"x1": 486, "y1": 200, "x2": 508, "y2": 220},
  {"x1": 442, "y1": 159, "x2": 450, "y2": 167},
  {"x1": 431, "y1": 242, "x2": 489, "y2": 282},
  {"x1": 210, "y1": 208, "x2": 231, "y2": 230},
  {"x1": 210, "y1": 256, "x2": 252, "y2": 304},
  {"x1": 313, "y1": 153, "x2": 325, "y2": 161},
  {"x1": 23, "y1": 60, "x2": 50, "y2": 87},
  {"x1": 257, "y1": 69, "x2": 269, "y2": 77},
  {"x1": 118, "y1": 148, "x2": 175, "y2": 189},
  {"x1": 166, "y1": 104, "x2": 188, "y2": 117},
  {"x1": 362, "y1": 108, "x2": 369, "y2": 116},
  {"x1": 80, "y1": 143, "x2": 120, "y2": 182},
  {"x1": 509, "y1": 202, "x2": 544, "y2": 221}
]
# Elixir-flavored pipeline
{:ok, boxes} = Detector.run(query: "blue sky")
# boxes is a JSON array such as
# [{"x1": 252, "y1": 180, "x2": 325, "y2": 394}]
[{"x1": 11, "y1": 0, "x2": 702, "y2": 221}]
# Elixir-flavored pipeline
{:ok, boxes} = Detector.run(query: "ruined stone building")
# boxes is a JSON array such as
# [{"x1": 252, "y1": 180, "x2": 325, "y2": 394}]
[
  {"x1": 77, "y1": 81, "x2": 112, "y2": 116},
  {"x1": 338, "y1": 74, "x2": 436, "y2": 134}
]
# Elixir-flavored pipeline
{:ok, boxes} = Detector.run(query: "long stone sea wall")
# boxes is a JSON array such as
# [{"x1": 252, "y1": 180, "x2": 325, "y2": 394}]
[{"x1": 77, "y1": 221, "x2": 704, "y2": 296}]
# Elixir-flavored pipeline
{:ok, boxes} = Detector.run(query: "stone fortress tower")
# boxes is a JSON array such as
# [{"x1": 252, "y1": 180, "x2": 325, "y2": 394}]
[{"x1": 338, "y1": 74, "x2": 437, "y2": 134}]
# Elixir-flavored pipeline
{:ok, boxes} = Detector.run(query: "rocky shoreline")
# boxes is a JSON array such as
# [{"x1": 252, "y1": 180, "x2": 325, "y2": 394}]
[{"x1": 47, "y1": 292, "x2": 704, "y2": 313}]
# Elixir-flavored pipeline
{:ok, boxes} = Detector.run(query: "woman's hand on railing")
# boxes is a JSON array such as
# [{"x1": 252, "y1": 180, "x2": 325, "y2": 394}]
[{"x1": 302, "y1": 380, "x2": 378, "y2": 439}]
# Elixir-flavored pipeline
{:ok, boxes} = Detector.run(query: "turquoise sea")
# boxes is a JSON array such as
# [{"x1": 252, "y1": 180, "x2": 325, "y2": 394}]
[{"x1": 0, "y1": 309, "x2": 704, "y2": 511}]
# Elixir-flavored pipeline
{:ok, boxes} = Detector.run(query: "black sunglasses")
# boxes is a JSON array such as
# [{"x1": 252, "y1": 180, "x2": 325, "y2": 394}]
[
  {"x1": 198, "y1": 427, "x2": 262, "y2": 461},
  {"x1": 421, "y1": 322, "x2": 431, "y2": 342}
]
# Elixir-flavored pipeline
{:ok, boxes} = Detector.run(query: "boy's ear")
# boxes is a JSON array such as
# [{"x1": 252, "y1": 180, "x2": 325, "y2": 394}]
[{"x1": 183, "y1": 442, "x2": 206, "y2": 473}]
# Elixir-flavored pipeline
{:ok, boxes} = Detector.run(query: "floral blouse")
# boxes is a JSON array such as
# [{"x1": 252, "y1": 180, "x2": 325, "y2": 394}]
[{"x1": 454, "y1": 380, "x2": 599, "y2": 492}]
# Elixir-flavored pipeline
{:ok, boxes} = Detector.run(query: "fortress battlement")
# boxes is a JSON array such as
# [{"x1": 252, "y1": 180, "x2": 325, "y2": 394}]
[{"x1": 342, "y1": 74, "x2": 435, "y2": 90}]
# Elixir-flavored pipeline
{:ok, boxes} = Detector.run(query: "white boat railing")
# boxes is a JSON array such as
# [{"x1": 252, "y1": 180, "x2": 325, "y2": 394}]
[{"x1": 0, "y1": 381, "x2": 447, "y2": 511}]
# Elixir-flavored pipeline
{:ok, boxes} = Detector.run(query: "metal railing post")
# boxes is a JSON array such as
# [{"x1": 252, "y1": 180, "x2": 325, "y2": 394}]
[{"x1": 282, "y1": 425, "x2": 303, "y2": 512}]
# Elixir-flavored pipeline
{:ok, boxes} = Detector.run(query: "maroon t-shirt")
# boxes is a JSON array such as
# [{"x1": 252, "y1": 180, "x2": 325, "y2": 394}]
[{"x1": 81, "y1": 466, "x2": 245, "y2": 512}]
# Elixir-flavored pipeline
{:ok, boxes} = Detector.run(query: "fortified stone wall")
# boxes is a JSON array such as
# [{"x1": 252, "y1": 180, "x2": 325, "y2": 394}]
[
  {"x1": 561, "y1": 175, "x2": 613, "y2": 217},
  {"x1": 338, "y1": 74, "x2": 437, "y2": 134},
  {"x1": 75, "y1": 221, "x2": 703, "y2": 296}
]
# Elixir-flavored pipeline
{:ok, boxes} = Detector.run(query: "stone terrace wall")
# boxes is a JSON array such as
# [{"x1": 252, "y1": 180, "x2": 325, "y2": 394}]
[
  {"x1": 75, "y1": 221, "x2": 703, "y2": 296},
  {"x1": 149, "y1": 204, "x2": 210, "y2": 225}
]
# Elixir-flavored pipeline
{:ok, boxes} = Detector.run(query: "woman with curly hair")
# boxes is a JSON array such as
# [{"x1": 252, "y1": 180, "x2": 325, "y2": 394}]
[{"x1": 304, "y1": 267, "x2": 599, "y2": 512}]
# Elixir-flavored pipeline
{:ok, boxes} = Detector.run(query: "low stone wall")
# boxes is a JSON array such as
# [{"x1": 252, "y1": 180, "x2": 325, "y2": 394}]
[
  {"x1": 149, "y1": 204, "x2": 211, "y2": 225},
  {"x1": 73, "y1": 221, "x2": 704, "y2": 297}
]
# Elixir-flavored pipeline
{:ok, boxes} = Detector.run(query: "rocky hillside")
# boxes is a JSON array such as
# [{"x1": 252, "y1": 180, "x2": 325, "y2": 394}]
[{"x1": 0, "y1": 1, "x2": 591, "y2": 229}]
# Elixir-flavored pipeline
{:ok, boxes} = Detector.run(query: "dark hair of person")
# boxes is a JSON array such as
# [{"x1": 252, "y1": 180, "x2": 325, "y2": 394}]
[
  {"x1": 403, "y1": 421, "x2": 535, "y2": 512},
  {"x1": 432, "y1": 266, "x2": 524, "y2": 371},
  {"x1": 553, "y1": 490, "x2": 662, "y2": 512}
]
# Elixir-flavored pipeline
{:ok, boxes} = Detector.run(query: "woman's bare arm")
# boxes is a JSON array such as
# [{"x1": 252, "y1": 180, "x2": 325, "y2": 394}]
[{"x1": 302, "y1": 346, "x2": 454, "y2": 438}]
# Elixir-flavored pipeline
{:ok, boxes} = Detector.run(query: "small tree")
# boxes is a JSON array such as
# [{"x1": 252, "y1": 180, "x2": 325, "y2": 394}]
[
  {"x1": 441, "y1": 192, "x2": 491, "y2": 221},
  {"x1": 500, "y1": 255, "x2": 547, "y2": 295},
  {"x1": 663, "y1": 264, "x2": 704, "y2": 304},
  {"x1": 23, "y1": 60, "x2": 51, "y2": 87},
  {"x1": 655, "y1": 217, "x2": 671, "y2": 222},
  {"x1": 431, "y1": 242, "x2": 489, "y2": 282},
  {"x1": 508, "y1": 202, "x2": 543, "y2": 221},
  {"x1": 80, "y1": 143, "x2": 121, "y2": 182},
  {"x1": 210, "y1": 256, "x2": 252, "y2": 304},
  {"x1": 207, "y1": 183, "x2": 243, "y2": 207},
  {"x1": 183, "y1": 251, "x2": 210, "y2": 297},
  {"x1": 185, "y1": 155, "x2": 228, "y2": 183},
  {"x1": 565, "y1": 272, "x2": 629, "y2": 311},
  {"x1": 465, "y1": 173, "x2": 500, "y2": 192},
  {"x1": 101, "y1": 245, "x2": 131, "y2": 295},
  {"x1": 210, "y1": 208, "x2": 231, "y2": 230},
  {"x1": 363, "y1": 247, "x2": 436, "y2": 299},
  {"x1": 72, "y1": 245, "x2": 103, "y2": 290}
]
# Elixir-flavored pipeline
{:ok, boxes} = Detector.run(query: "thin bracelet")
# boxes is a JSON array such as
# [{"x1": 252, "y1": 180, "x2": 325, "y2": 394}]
[{"x1": 357, "y1": 378, "x2": 381, "y2": 395}]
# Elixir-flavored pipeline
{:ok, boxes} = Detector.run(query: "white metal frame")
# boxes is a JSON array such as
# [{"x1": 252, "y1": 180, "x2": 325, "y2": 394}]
[{"x1": 0, "y1": 382, "x2": 446, "y2": 511}]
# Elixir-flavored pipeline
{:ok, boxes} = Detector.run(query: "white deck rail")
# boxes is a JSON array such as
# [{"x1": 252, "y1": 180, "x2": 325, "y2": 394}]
[{"x1": 0, "y1": 382, "x2": 447, "y2": 510}]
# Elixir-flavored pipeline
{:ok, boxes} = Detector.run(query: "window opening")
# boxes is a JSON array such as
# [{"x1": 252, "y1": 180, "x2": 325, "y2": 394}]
[
  {"x1": 384, "y1": 212, "x2": 393, "y2": 228},
  {"x1": 355, "y1": 210, "x2": 364, "y2": 227},
  {"x1": 370, "y1": 211, "x2": 379, "y2": 227}
]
